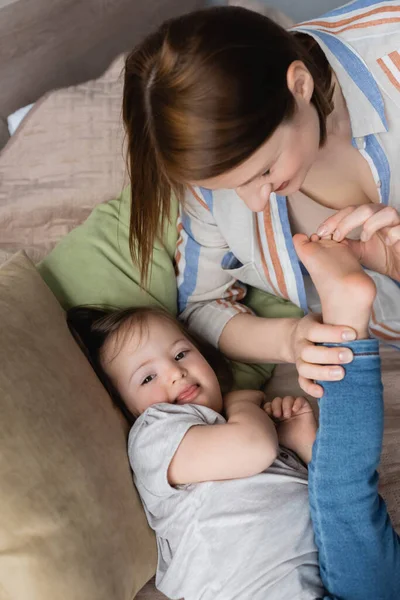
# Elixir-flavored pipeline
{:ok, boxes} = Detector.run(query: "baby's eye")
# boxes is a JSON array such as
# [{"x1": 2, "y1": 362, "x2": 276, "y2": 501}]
[
  {"x1": 175, "y1": 350, "x2": 188, "y2": 361},
  {"x1": 262, "y1": 169, "x2": 271, "y2": 177},
  {"x1": 141, "y1": 374, "x2": 155, "y2": 385}
]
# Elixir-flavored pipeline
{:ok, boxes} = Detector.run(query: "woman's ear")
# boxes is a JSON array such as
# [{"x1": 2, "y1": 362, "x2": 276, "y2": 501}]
[{"x1": 286, "y1": 60, "x2": 314, "y2": 103}]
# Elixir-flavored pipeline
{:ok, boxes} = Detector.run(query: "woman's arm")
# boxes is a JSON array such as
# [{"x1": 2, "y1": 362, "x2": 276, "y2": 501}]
[
  {"x1": 168, "y1": 390, "x2": 278, "y2": 485},
  {"x1": 309, "y1": 340, "x2": 400, "y2": 600},
  {"x1": 219, "y1": 311, "x2": 357, "y2": 397},
  {"x1": 178, "y1": 187, "x2": 357, "y2": 397}
]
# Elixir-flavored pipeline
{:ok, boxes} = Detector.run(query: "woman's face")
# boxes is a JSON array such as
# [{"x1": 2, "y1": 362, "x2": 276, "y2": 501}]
[{"x1": 193, "y1": 62, "x2": 321, "y2": 212}]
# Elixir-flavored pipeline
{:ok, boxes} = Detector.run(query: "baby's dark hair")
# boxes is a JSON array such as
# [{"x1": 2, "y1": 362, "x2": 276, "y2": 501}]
[{"x1": 67, "y1": 305, "x2": 233, "y2": 424}]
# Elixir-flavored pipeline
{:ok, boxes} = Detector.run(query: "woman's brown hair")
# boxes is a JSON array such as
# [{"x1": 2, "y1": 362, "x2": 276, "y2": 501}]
[
  {"x1": 123, "y1": 6, "x2": 333, "y2": 282},
  {"x1": 67, "y1": 305, "x2": 233, "y2": 423}
]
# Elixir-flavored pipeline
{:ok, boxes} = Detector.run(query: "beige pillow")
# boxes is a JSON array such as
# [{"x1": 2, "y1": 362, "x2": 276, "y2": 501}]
[
  {"x1": 0, "y1": 54, "x2": 128, "y2": 262},
  {"x1": 0, "y1": 252, "x2": 156, "y2": 600}
]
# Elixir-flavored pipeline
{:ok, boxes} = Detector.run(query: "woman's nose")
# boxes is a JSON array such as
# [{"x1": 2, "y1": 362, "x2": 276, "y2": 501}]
[{"x1": 235, "y1": 183, "x2": 271, "y2": 212}]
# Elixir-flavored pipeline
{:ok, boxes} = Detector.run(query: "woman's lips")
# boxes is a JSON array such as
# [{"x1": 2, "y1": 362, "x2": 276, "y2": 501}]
[
  {"x1": 275, "y1": 180, "x2": 290, "y2": 192},
  {"x1": 176, "y1": 384, "x2": 200, "y2": 404}
]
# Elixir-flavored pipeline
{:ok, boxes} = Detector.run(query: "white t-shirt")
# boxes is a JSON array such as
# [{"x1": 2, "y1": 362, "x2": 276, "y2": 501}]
[{"x1": 128, "y1": 403, "x2": 324, "y2": 600}]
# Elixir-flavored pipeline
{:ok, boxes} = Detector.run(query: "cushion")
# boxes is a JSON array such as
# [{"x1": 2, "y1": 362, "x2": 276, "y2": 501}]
[
  {"x1": 38, "y1": 187, "x2": 303, "y2": 391},
  {"x1": 0, "y1": 252, "x2": 157, "y2": 600},
  {"x1": 0, "y1": 54, "x2": 128, "y2": 261}
]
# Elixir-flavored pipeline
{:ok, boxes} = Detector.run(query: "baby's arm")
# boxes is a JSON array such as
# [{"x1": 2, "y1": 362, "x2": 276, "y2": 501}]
[{"x1": 168, "y1": 390, "x2": 278, "y2": 486}]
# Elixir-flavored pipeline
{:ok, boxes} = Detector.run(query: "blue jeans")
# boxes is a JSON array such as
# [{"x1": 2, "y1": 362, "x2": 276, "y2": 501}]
[{"x1": 309, "y1": 340, "x2": 400, "y2": 600}]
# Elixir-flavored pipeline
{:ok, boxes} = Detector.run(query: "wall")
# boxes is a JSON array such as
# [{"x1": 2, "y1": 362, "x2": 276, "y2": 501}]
[{"x1": 265, "y1": 0, "x2": 346, "y2": 22}]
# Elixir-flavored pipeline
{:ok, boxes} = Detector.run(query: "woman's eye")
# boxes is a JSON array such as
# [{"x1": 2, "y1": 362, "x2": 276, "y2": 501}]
[
  {"x1": 141, "y1": 374, "x2": 155, "y2": 385},
  {"x1": 175, "y1": 350, "x2": 187, "y2": 361}
]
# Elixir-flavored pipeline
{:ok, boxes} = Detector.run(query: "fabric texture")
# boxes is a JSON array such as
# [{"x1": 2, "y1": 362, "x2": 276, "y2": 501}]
[
  {"x1": 0, "y1": 54, "x2": 128, "y2": 262},
  {"x1": 129, "y1": 402, "x2": 323, "y2": 600},
  {"x1": 0, "y1": 251, "x2": 157, "y2": 600}
]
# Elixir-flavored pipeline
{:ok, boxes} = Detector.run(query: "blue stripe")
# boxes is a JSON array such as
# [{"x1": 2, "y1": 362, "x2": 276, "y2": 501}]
[
  {"x1": 177, "y1": 213, "x2": 201, "y2": 314},
  {"x1": 199, "y1": 187, "x2": 214, "y2": 213},
  {"x1": 364, "y1": 134, "x2": 391, "y2": 205},
  {"x1": 303, "y1": 29, "x2": 388, "y2": 130},
  {"x1": 275, "y1": 196, "x2": 308, "y2": 313},
  {"x1": 221, "y1": 251, "x2": 243, "y2": 270},
  {"x1": 323, "y1": 0, "x2": 384, "y2": 19}
]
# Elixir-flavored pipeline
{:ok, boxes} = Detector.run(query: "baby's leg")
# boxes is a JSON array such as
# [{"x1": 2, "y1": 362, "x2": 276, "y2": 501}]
[{"x1": 294, "y1": 234, "x2": 400, "y2": 599}]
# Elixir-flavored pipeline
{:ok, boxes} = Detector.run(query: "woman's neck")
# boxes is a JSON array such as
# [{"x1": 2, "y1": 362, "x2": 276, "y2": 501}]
[{"x1": 325, "y1": 74, "x2": 352, "y2": 141}]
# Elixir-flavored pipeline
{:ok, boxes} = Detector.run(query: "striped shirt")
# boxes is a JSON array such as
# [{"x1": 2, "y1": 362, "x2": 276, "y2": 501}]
[{"x1": 176, "y1": 0, "x2": 400, "y2": 348}]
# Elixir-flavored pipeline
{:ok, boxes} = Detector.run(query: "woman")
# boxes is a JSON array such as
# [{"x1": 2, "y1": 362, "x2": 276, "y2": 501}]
[{"x1": 122, "y1": 1, "x2": 400, "y2": 397}]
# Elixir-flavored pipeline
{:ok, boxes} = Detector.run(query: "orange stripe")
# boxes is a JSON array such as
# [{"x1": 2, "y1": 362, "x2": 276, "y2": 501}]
[
  {"x1": 175, "y1": 250, "x2": 182, "y2": 270},
  {"x1": 228, "y1": 300, "x2": 251, "y2": 315},
  {"x1": 389, "y1": 50, "x2": 400, "y2": 70},
  {"x1": 216, "y1": 299, "x2": 229, "y2": 309},
  {"x1": 377, "y1": 57, "x2": 400, "y2": 91},
  {"x1": 224, "y1": 281, "x2": 246, "y2": 302},
  {"x1": 370, "y1": 326, "x2": 400, "y2": 341},
  {"x1": 319, "y1": 16, "x2": 400, "y2": 36},
  {"x1": 188, "y1": 185, "x2": 210, "y2": 211},
  {"x1": 232, "y1": 282, "x2": 246, "y2": 301},
  {"x1": 299, "y1": 5, "x2": 400, "y2": 29},
  {"x1": 371, "y1": 308, "x2": 400, "y2": 337},
  {"x1": 174, "y1": 225, "x2": 184, "y2": 270},
  {"x1": 255, "y1": 216, "x2": 279, "y2": 296},
  {"x1": 263, "y1": 203, "x2": 289, "y2": 299}
]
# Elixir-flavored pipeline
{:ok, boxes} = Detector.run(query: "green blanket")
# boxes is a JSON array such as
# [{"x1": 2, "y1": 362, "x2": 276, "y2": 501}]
[{"x1": 38, "y1": 187, "x2": 302, "y2": 389}]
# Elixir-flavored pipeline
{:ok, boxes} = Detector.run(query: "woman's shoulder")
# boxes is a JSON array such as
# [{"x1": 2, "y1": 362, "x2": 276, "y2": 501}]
[{"x1": 292, "y1": 1, "x2": 400, "y2": 60}]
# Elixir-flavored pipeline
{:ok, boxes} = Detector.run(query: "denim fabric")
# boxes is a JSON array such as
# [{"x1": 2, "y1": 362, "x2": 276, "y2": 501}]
[{"x1": 309, "y1": 340, "x2": 400, "y2": 600}]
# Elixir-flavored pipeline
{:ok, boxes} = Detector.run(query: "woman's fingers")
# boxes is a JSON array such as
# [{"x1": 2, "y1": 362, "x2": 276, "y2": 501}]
[
  {"x1": 329, "y1": 205, "x2": 383, "y2": 242},
  {"x1": 386, "y1": 224, "x2": 400, "y2": 246},
  {"x1": 298, "y1": 375, "x2": 323, "y2": 398},
  {"x1": 306, "y1": 320, "x2": 356, "y2": 343},
  {"x1": 317, "y1": 205, "x2": 400, "y2": 244},
  {"x1": 359, "y1": 206, "x2": 400, "y2": 242},
  {"x1": 316, "y1": 206, "x2": 356, "y2": 237},
  {"x1": 297, "y1": 359, "x2": 345, "y2": 383},
  {"x1": 301, "y1": 344, "x2": 353, "y2": 365}
]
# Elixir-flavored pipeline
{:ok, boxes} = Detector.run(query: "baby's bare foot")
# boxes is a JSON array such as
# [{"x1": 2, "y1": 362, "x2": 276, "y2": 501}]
[{"x1": 293, "y1": 234, "x2": 376, "y2": 339}]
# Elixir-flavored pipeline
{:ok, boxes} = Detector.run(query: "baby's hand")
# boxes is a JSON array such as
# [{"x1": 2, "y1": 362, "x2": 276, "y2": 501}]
[
  {"x1": 264, "y1": 396, "x2": 317, "y2": 464},
  {"x1": 264, "y1": 395, "x2": 313, "y2": 421}
]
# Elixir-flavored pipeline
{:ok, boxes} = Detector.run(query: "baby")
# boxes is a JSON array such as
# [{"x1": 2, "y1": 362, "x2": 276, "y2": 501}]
[{"x1": 67, "y1": 234, "x2": 379, "y2": 600}]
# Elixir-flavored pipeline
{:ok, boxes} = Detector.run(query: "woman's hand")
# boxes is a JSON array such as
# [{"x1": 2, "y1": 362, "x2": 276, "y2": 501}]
[
  {"x1": 317, "y1": 204, "x2": 400, "y2": 281},
  {"x1": 290, "y1": 313, "x2": 355, "y2": 398}
]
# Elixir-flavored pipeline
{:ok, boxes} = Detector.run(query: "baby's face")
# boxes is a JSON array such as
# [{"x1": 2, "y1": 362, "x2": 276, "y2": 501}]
[{"x1": 101, "y1": 315, "x2": 223, "y2": 417}]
